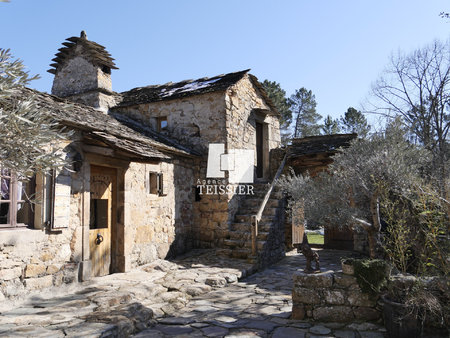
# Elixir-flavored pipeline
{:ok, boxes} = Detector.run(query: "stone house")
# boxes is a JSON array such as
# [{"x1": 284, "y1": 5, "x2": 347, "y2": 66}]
[
  {"x1": 280, "y1": 134, "x2": 358, "y2": 251},
  {"x1": 0, "y1": 32, "x2": 284, "y2": 299}
]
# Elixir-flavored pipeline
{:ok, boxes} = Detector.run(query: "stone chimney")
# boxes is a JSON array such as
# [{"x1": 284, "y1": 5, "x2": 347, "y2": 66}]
[{"x1": 48, "y1": 31, "x2": 118, "y2": 112}]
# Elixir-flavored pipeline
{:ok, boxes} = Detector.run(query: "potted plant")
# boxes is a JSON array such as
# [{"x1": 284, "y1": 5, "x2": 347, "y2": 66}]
[
  {"x1": 341, "y1": 257, "x2": 355, "y2": 275},
  {"x1": 379, "y1": 186, "x2": 448, "y2": 338},
  {"x1": 382, "y1": 276, "x2": 445, "y2": 338}
]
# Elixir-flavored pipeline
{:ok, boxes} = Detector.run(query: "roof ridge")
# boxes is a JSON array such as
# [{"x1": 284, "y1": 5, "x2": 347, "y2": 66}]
[{"x1": 122, "y1": 69, "x2": 250, "y2": 94}]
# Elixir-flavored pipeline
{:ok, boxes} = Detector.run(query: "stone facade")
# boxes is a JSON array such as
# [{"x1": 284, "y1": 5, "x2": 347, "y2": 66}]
[
  {"x1": 292, "y1": 270, "x2": 381, "y2": 322},
  {"x1": 113, "y1": 75, "x2": 281, "y2": 248},
  {"x1": 0, "y1": 151, "x2": 196, "y2": 300},
  {"x1": 0, "y1": 33, "x2": 282, "y2": 299},
  {"x1": 0, "y1": 161, "x2": 83, "y2": 300},
  {"x1": 124, "y1": 159, "x2": 196, "y2": 268}
]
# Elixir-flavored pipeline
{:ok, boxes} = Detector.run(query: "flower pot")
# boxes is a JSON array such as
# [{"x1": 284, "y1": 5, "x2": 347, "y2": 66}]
[
  {"x1": 341, "y1": 261, "x2": 354, "y2": 275},
  {"x1": 382, "y1": 295, "x2": 423, "y2": 338}
]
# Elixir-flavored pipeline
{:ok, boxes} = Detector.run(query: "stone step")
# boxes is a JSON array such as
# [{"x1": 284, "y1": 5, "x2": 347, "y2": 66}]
[
  {"x1": 216, "y1": 248, "x2": 250, "y2": 259},
  {"x1": 235, "y1": 214, "x2": 277, "y2": 223},
  {"x1": 227, "y1": 230, "x2": 269, "y2": 241},
  {"x1": 230, "y1": 222, "x2": 250, "y2": 232},
  {"x1": 257, "y1": 231, "x2": 269, "y2": 240},
  {"x1": 237, "y1": 205, "x2": 279, "y2": 215},
  {"x1": 223, "y1": 238, "x2": 266, "y2": 251},
  {"x1": 230, "y1": 248, "x2": 252, "y2": 259},
  {"x1": 230, "y1": 220, "x2": 274, "y2": 232},
  {"x1": 228, "y1": 231, "x2": 251, "y2": 240},
  {"x1": 223, "y1": 238, "x2": 246, "y2": 249},
  {"x1": 252, "y1": 190, "x2": 283, "y2": 199},
  {"x1": 258, "y1": 224, "x2": 272, "y2": 232},
  {"x1": 244, "y1": 240, "x2": 266, "y2": 250},
  {"x1": 243, "y1": 198, "x2": 280, "y2": 209}
]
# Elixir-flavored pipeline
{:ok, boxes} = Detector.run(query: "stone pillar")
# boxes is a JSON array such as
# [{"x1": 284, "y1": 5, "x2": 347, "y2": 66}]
[{"x1": 79, "y1": 162, "x2": 91, "y2": 281}]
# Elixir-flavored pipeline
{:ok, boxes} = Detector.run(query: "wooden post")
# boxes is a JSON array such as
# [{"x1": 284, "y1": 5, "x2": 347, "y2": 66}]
[{"x1": 251, "y1": 215, "x2": 258, "y2": 255}]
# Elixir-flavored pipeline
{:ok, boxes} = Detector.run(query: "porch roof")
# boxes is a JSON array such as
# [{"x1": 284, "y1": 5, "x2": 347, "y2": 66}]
[{"x1": 13, "y1": 87, "x2": 199, "y2": 161}]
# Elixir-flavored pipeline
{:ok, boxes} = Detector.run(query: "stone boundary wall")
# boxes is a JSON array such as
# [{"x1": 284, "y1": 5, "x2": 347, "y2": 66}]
[{"x1": 292, "y1": 270, "x2": 381, "y2": 322}]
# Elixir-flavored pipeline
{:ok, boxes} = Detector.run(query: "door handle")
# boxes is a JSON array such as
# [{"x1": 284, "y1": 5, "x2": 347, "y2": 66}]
[{"x1": 96, "y1": 233, "x2": 104, "y2": 245}]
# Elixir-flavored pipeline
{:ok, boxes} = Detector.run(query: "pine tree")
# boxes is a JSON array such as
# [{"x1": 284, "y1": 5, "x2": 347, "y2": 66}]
[
  {"x1": 261, "y1": 80, "x2": 292, "y2": 145},
  {"x1": 340, "y1": 107, "x2": 370, "y2": 137},
  {"x1": 322, "y1": 115, "x2": 341, "y2": 135},
  {"x1": 289, "y1": 88, "x2": 322, "y2": 138}
]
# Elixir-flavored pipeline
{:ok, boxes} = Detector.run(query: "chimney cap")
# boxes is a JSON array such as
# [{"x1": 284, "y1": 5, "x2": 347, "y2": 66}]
[{"x1": 47, "y1": 31, "x2": 118, "y2": 74}]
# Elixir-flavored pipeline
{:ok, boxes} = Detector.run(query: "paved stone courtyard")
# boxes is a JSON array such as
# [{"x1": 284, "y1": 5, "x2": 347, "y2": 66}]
[{"x1": 0, "y1": 249, "x2": 387, "y2": 337}]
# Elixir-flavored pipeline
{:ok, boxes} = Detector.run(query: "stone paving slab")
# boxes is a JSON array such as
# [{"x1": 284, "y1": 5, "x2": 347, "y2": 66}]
[
  {"x1": 0, "y1": 249, "x2": 254, "y2": 337},
  {"x1": 0, "y1": 248, "x2": 396, "y2": 337},
  {"x1": 129, "y1": 249, "x2": 390, "y2": 338}
]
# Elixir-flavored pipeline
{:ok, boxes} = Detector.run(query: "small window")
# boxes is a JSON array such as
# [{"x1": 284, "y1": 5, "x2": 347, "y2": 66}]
[
  {"x1": 149, "y1": 172, "x2": 165, "y2": 196},
  {"x1": 0, "y1": 168, "x2": 34, "y2": 228},
  {"x1": 157, "y1": 117, "x2": 168, "y2": 132},
  {"x1": 90, "y1": 199, "x2": 108, "y2": 229}
]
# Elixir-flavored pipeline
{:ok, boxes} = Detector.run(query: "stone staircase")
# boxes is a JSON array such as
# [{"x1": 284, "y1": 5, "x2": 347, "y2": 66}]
[{"x1": 218, "y1": 183, "x2": 285, "y2": 265}]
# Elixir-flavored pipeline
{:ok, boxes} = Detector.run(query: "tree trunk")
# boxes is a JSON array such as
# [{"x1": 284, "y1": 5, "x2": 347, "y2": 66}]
[{"x1": 368, "y1": 190, "x2": 382, "y2": 259}]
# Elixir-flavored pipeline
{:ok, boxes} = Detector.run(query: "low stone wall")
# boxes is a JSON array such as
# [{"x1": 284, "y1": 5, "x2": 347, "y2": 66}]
[{"x1": 292, "y1": 270, "x2": 381, "y2": 322}]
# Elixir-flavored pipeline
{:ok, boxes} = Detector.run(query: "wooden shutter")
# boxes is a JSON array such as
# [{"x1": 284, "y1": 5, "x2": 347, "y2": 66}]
[
  {"x1": 157, "y1": 173, "x2": 165, "y2": 196},
  {"x1": 51, "y1": 169, "x2": 71, "y2": 229}
]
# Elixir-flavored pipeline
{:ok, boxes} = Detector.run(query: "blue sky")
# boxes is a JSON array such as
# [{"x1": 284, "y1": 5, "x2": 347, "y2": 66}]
[{"x1": 1, "y1": 0, "x2": 449, "y2": 126}]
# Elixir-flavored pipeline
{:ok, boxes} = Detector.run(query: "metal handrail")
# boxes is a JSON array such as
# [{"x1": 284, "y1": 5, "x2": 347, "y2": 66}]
[{"x1": 251, "y1": 153, "x2": 287, "y2": 255}]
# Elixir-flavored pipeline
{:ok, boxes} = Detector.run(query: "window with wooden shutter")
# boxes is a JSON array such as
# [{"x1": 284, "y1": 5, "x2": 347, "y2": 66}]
[
  {"x1": 35, "y1": 169, "x2": 71, "y2": 230},
  {"x1": 0, "y1": 168, "x2": 34, "y2": 228},
  {"x1": 51, "y1": 168, "x2": 71, "y2": 229},
  {"x1": 157, "y1": 173, "x2": 165, "y2": 196},
  {"x1": 149, "y1": 172, "x2": 165, "y2": 197}
]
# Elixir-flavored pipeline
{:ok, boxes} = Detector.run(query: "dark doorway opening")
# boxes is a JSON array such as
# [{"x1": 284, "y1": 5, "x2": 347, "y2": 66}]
[{"x1": 256, "y1": 122, "x2": 264, "y2": 178}]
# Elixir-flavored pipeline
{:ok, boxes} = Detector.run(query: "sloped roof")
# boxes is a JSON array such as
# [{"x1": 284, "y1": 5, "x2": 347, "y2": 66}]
[
  {"x1": 12, "y1": 88, "x2": 198, "y2": 160},
  {"x1": 47, "y1": 31, "x2": 118, "y2": 75},
  {"x1": 117, "y1": 70, "x2": 250, "y2": 107},
  {"x1": 289, "y1": 134, "x2": 357, "y2": 157},
  {"x1": 115, "y1": 70, "x2": 280, "y2": 115}
]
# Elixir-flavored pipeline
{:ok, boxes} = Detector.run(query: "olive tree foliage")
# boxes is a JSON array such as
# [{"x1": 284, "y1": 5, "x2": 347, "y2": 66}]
[
  {"x1": 278, "y1": 121, "x2": 430, "y2": 259},
  {"x1": 370, "y1": 40, "x2": 450, "y2": 194},
  {"x1": 0, "y1": 49, "x2": 68, "y2": 178}
]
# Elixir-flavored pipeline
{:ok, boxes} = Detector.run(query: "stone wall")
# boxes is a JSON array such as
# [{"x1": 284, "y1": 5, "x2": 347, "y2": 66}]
[
  {"x1": 292, "y1": 270, "x2": 381, "y2": 322},
  {"x1": 225, "y1": 75, "x2": 281, "y2": 153},
  {"x1": 0, "y1": 166, "x2": 83, "y2": 301},
  {"x1": 224, "y1": 75, "x2": 281, "y2": 234},
  {"x1": 0, "y1": 148, "x2": 196, "y2": 300},
  {"x1": 124, "y1": 158, "x2": 196, "y2": 268},
  {"x1": 114, "y1": 76, "x2": 281, "y2": 249},
  {"x1": 113, "y1": 91, "x2": 227, "y2": 154},
  {"x1": 257, "y1": 195, "x2": 286, "y2": 268}
]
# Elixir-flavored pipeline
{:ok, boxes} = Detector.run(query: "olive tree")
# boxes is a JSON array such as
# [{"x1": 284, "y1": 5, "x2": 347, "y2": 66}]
[
  {"x1": 279, "y1": 121, "x2": 430, "y2": 258},
  {"x1": 0, "y1": 49, "x2": 68, "y2": 178}
]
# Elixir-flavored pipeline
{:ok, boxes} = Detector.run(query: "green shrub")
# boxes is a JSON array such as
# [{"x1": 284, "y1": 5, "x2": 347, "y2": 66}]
[{"x1": 353, "y1": 259, "x2": 390, "y2": 295}]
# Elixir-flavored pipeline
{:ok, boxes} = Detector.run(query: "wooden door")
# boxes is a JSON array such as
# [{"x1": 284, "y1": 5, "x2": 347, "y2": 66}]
[
  {"x1": 89, "y1": 166, "x2": 116, "y2": 277},
  {"x1": 292, "y1": 200, "x2": 305, "y2": 245},
  {"x1": 256, "y1": 122, "x2": 264, "y2": 178}
]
